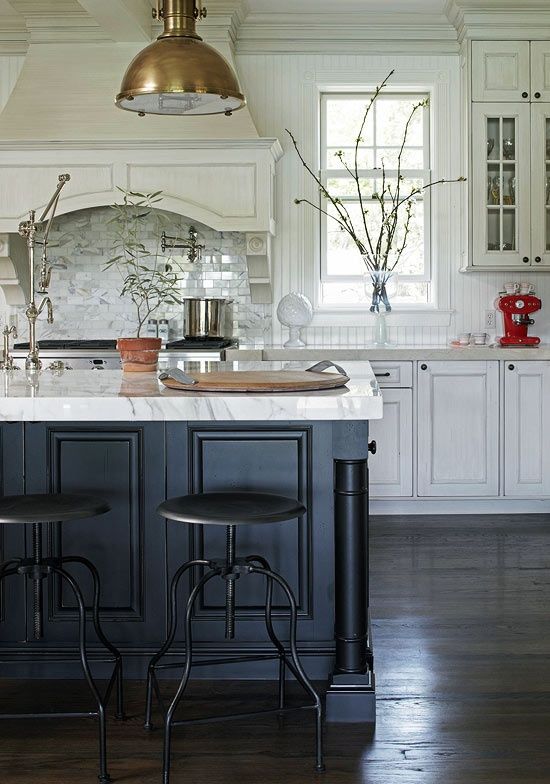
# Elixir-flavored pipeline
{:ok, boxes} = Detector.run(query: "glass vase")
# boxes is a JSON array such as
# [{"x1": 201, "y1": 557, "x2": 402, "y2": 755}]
[{"x1": 363, "y1": 268, "x2": 397, "y2": 347}]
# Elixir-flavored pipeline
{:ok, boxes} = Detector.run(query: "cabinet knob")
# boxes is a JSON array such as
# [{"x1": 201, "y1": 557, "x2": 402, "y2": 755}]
[
  {"x1": 420, "y1": 363, "x2": 428, "y2": 370},
  {"x1": 508, "y1": 364, "x2": 515, "y2": 371},
  {"x1": 535, "y1": 92, "x2": 542, "y2": 99},
  {"x1": 368, "y1": 440, "x2": 377, "y2": 455},
  {"x1": 522, "y1": 91, "x2": 529, "y2": 98},
  {"x1": 535, "y1": 256, "x2": 542, "y2": 263},
  {"x1": 523, "y1": 256, "x2": 530, "y2": 263}
]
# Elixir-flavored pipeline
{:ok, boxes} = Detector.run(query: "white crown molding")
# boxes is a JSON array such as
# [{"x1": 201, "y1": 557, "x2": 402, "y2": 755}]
[
  {"x1": 447, "y1": 0, "x2": 550, "y2": 40},
  {"x1": 236, "y1": 12, "x2": 459, "y2": 54},
  {"x1": 0, "y1": 138, "x2": 283, "y2": 159},
  {"x1": 0, "y1": 14, "x2": 28, "y2": 53}
]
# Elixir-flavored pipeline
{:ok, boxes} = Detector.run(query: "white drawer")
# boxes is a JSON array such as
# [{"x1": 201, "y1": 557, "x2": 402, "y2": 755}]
[{"x1": 370, "y1": 361, "x2": 413, "y2": 388}]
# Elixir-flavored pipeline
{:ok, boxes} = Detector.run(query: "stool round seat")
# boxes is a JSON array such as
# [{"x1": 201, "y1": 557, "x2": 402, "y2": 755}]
[
  {"x1": 0, "y1": 493, "x2": 111, "y2": 524},
  {"x1": 157, "y1": 491, "x2": 306, "y2": 526}
]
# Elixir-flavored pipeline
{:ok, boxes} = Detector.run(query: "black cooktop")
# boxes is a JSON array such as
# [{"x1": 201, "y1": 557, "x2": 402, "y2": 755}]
[
  {"x1": 14, "y1": 338, "x2": 234, "y2": 351},
  {"x1": 14, "y1": 340, "x2": 117, "y2": 350},
  {"x1": 167, "y1": 338, "x2": 234, "y2": 350}
]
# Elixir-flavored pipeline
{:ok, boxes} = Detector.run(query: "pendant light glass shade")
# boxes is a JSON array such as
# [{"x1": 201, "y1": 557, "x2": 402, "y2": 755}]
[{"x1": 115, "y1": 1, "x2": 246, "y2": 117}]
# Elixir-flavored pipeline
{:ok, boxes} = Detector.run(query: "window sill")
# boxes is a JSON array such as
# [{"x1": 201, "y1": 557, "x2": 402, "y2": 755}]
[{"x1": 311, "y1": 308, "x2": 453, "y2": 328}]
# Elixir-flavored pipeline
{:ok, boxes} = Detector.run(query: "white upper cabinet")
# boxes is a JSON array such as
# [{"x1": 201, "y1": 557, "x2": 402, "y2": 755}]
[
  {"x1": 530, "y1": 103, "x2": 550, "y2": 267},
  {"x1": 472, "y1": 41, "x2": 531, "y2": 102},
  {"x1": 504, "y1": 361, "x2": 550, "y2": 497},
  {"x1": 472, "y1": 102, "x2": 531, "y2": 268},
  {"x1": 531, "y1": 42, "x2": 550, "y2": 103},
  {"x1": 417, "y1": 361, "x2": 500, "y2": 497}
]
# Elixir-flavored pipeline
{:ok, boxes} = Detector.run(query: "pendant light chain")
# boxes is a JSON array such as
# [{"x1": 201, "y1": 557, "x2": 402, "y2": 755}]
[{"x1": 195, "y1": 0, "x2": 207, "y2": 20}]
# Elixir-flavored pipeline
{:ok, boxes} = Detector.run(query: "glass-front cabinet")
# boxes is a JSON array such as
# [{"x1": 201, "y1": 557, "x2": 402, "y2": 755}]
[
  {"x1": 472, "y1": 103, "x2": 531, "y2": 267},
  {"x1": 531, "y1": 105, "x2": 550, "y2": 267}
]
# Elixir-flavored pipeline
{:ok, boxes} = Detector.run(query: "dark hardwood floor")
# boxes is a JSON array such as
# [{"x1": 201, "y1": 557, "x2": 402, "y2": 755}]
[{"x1": 2, "y1": 514, "x2": 550, "y2": 783}]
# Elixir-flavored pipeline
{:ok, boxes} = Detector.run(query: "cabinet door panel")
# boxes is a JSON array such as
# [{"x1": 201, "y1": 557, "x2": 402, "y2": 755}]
[
  {"x1": 472, "y1": 41, "x2": 531, "y2": 102},
  {"x1": 531, "y1": 42, "x2": 550, "y2": 103},
  {"x1": 23, "y1": 423, "x2": 166, "y2": 646},
  {"x1": 504, "y1": 362, "x2": 550, "y2": 496},
  {"x1": 472, "y1": 102, "x2": 531, "y2": 267},
  {"x1": 530, "y1": 103, "x2": 550, "y2": 267},
  {"x1": 0, "y1": 424, "x2": 25, "y2": 646},
  {"x1": 417, "y1": 362, "x2": 499, "y2": 497},
  {"x1": 369, "y1": 389, "x2": 413, "y2": 498},
  {"x1": 165, "y1": 424, "x2": 334, "y2": 647}
]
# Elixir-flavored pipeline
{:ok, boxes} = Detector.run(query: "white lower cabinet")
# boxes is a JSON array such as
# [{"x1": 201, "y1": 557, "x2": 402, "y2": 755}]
[
  {"x1": 417, "y1": 361, "x2": 500, "y2": 497},
  {"x1": 504, "y1": 361, "x2": 550, "y2": 497},
  {"x1": 369, "y1": 388, "x2": 413, "y2": 497}
]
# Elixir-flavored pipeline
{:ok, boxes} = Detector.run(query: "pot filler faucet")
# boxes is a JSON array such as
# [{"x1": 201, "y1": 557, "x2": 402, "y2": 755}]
[
  {"x1": 161, "y1": 226, "x2": 204, "y2": 264},
  {"x1": 18, "y1": 174, "x2": 71, "y2": 372}
]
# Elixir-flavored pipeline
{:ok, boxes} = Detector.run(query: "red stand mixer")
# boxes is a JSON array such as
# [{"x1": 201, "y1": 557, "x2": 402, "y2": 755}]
[{"x1": 496, "y1": 293, "x2": 542, "y2": 347}]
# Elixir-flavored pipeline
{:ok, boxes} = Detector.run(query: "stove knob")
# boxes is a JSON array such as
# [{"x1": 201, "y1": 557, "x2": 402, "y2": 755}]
[{"x1": 516, "y1": 299, "x2": 525, "y2": 309}]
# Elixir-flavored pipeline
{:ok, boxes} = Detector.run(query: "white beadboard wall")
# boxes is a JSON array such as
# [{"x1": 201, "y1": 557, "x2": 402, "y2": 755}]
[
  {"x1": 0, "y1": 55, "x2": 24, "y2": 113},
  {"x1": 2, "y1": 51, "x2": 550, "y2": 346},
  {"x1": 237, "y1": 52, "x2": 550, "y2": 347}
]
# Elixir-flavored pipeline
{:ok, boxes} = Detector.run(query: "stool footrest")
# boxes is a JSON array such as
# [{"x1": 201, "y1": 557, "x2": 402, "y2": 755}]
[
  {"x1": 0, "y1": 711, "x2": 99, "y2": 720},
  {"x1": 153, "y1": 653, "x2": 282, "y2": 670},
  {"x1": 171, "y1": 703, "x2": 318, "y2": 728}
]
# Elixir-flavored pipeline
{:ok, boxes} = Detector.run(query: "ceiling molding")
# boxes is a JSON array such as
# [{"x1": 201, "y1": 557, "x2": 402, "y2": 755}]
[
  {"x1": 235, "y1": 11, "x2": 458, "y2": 54},
  {"x1": 447, "y1": 0, "x2": 550, "y2": 40},
  {"x1": 0, "y1": 138, "x2": 282, "y2": 156}
]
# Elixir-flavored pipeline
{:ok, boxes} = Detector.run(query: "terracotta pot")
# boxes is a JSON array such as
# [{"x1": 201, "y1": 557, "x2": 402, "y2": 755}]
[{"x1": 116, "y1": 337, "x2": 162, "y2": 373}]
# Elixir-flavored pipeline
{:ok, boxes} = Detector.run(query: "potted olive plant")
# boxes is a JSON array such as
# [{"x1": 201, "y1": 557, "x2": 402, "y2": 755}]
[{"x1": 106, "y1": 189, "x2": 183, "y2": 372}]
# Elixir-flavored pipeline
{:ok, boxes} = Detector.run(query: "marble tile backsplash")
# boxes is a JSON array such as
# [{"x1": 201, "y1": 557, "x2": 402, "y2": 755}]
[{"x1": 12, "y1": 206, "x2": 271, "y2": 345}]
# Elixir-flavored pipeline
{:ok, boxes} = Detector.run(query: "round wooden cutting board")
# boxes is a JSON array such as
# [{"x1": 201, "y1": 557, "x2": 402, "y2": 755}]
[{"x1": 160, "y1": 369, "x2": 350, "y2": 393}]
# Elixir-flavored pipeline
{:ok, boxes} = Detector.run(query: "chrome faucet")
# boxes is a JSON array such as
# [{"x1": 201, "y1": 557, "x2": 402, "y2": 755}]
[
  {"x1": 1, "y1": 325, "x2": 17, "y2": 371},
  {"x1": 161, "y1": 226, "x2": 204, "y2": 264},
  {"x1": 18, "y1": 174, "x2": 70, "y2": 372}
]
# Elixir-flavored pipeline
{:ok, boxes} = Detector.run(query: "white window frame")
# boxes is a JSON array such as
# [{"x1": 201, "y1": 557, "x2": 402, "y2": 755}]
[
  {"x1": 320, "y1": 91, "x2": 432, "y2": 299},
  {"x1": 291, "y1": 59, "x2": 462, "y2": 329}
]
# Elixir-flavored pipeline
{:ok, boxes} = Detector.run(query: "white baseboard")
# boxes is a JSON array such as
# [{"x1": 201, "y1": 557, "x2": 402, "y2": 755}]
[{"x1": 370, "y1": 498, "x2": 550, "y2": 515}]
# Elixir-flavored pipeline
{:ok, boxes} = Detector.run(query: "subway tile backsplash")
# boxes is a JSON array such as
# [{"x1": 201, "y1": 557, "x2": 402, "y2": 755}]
[{"x1": 12, "y1": 206, "x2": 272, "y2": 345}]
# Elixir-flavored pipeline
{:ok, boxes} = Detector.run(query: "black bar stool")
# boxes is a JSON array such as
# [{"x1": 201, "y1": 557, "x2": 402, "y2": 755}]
[
  {"x1": 145, "y1": 491, "x2": 325, "y2": 783},
  {"x1": 0, "y1": 493, "x2": 124, "y2": 784}
]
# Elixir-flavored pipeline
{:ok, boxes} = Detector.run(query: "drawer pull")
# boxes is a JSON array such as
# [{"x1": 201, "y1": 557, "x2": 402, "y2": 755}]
[
  {"x1": 374, "y1": 372, "x2": 391, "y2": 378},
  {"x1": 368, "y1": 440, "x2": 377, "y2": 455}
]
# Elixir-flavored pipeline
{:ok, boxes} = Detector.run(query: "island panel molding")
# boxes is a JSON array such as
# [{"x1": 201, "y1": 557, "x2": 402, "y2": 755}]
[
  {"x1": 187, "y1": 427, "x2": 313, "y2": 624},
  {"x1": 22, "y1": 422, "x2": 168, "y2": 647}
]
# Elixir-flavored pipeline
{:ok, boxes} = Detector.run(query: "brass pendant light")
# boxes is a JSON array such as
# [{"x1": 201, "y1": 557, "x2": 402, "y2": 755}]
[{"x1": 115, "y1": 0, "x2": 246, "y2": 117}]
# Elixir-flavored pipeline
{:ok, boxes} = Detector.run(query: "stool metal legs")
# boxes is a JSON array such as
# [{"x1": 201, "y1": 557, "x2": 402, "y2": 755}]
[
  {"x1": 0, "y1": 553, "x2": 124, "y2": 784},
  {"x1": 146, "y1": 545, "x2": 325, "y2": 783},
  {"x1": 144, "y1": 558, "x2": 213, "y2": 731}
]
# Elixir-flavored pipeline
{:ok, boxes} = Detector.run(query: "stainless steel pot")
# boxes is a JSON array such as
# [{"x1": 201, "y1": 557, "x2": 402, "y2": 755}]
[{"x1": 183, "y1": 297, "x2": 232, "y2": 339}]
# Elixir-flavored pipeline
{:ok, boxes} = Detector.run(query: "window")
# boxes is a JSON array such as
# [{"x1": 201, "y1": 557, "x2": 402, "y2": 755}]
[{"x1": 320, "y1": 92, "x2": 431, "y2": 307}]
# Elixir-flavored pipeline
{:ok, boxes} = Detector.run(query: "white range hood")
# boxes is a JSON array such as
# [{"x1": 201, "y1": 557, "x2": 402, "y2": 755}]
[{"x1": 0, "y1": 20, "x2": 281, "y2": 304}]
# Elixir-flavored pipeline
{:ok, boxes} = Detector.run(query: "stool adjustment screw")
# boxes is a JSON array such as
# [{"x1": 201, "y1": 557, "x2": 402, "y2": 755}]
[
  {"x1": 32, "y1": 523, "x2": 43, "y2": 640},
  {"x1": 225, "y1": 525, "x2": 237, "y2": 640}
]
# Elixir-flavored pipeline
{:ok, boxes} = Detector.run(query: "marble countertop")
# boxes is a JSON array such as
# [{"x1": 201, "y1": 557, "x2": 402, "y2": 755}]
[
  {"x1": 227, "y1": 344, "x2": 550, "y2": 361},
  {"x1": 0, "y1": 361, "x2": 382, "y2": 422}
]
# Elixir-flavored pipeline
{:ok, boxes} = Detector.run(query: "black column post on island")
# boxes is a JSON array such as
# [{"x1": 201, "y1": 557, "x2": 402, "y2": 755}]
[{"x1": 326, "y1": 420, "x2": 375, "y2": 723}]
